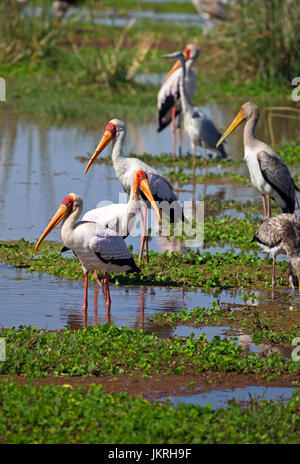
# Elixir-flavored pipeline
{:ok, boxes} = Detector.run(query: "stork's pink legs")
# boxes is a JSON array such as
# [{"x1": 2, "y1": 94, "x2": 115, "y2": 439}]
[
  {"x1": 104, "y1": 272, "x2": 111, "y2": 308},
  {"x1": 262, "y1": 194, "x2": 271, "y2": 221},
  {"x1": 171, "y1": 105, "x2": 176, "y2": 159},
  {"x1": 177, "y1": 113, "x2": 182, "y2": 158},
  {"x1": 83, "y1": 272, "x2": 88, "y2": 311},
  {"x1": 93, "y1": 269, "x2": 102, "y2": 288},
  {"x1": 138, "y1": 206, "x2": 148, "y2": 263}
]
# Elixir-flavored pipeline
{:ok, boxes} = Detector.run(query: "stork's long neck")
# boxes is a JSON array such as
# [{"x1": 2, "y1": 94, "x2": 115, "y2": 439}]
[
  {"x1": 126, "y1": 182, "x2": 141, "y2": 215},
  {"x1": 111, "y1": 130, "x2": 126, "y2": 169},
  {"x1": 243, "y1": 111, "x2": 259, "y2": 148},
  {"x1": 178, "y1": 56, "x2": 194, "y2": 115},
  {"x1": 60, "y1": 205, "x2": 82, "y2": 246}
]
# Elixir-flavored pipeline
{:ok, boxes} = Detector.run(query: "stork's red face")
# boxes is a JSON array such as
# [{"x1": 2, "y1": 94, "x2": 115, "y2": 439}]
[
  {"x1": 85, "y1": 121, "x2": 117, "y2": 174},
  {"x1": 183, "y1": 46, "x2": 191, "y2": 60},
  {"x1": 133, "y1": 170, "x2": 161, "y2": 222},
  {"x1": 35, "y1": 194, "x2": 75, "y2": 251},
  {"x1": 136, "y1": 170, "x2": 148, "y2": 186},
  {"x1": 61, "y1": 194, "x2": 75, "y2": 213}
]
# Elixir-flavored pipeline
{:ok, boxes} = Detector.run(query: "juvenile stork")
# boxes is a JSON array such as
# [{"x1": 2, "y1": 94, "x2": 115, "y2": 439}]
[
  {"x1": 252, "y1": 213, "x2": 300, "y2": 294},
  {"x1": 217, "y1": 102, "x2": 299, "y2": 219},
  {"x1": 35, "y1": 193, "x2": 140, "y2": 310},
  {"x1": 162, "y1": 50, "x2": 228, "y2": 163},
  {"x1": 84, "y1": 119, "x2": 185, "y2": 262},
  {"x1": 157, "y1": 43, "x2": 200, "y2": 158}
]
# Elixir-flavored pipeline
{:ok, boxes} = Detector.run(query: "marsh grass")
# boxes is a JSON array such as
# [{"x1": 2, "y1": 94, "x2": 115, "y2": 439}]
[
  {"x1": 0, "y1": 0, "x2": 66, "y2": 64},
  {"x1": 205, "y1": 0, "x2": 300, "y2": 84}
]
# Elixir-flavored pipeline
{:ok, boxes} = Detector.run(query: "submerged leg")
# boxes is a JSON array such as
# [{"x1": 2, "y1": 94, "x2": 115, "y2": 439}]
[
  {"x1": 171, "y1": 106, "x2": 176, "y2": 159},
  {"x1": 177, "y1": 113, "x2": 182, "y2": 158},
  {"x1": 83, "y1": 272, "x2": 88, "y2": 311}
]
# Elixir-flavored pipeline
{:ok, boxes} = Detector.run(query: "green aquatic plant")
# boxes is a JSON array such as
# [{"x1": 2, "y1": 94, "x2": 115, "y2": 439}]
[
  {"x1": 1, "y1": 381, "x2": 300, "y2": 444},
  {"x1": 0, "y1": 325, "x2": 299, "y2": 378}
]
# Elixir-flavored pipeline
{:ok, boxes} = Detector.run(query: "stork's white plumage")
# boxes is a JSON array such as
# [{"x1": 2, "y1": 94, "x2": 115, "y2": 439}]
[
  {"x1": 163, "y1": 50, "x2": 228, "y2": 164},
  {"x1": 157, "y1": 43, "x2": 199, "y2": 158},
  {"x1": 82, "y1": 170, "x2": 161, "y2": 238},
  {"x1": 35, "y1": 193, "x2": 140, "y2": 310},
  {"x1": 84, "y1": 119, "x2": 184, "y2": 261},
  {"x1": 217, "y1": 102, "x2": 299, "y2": 219}
]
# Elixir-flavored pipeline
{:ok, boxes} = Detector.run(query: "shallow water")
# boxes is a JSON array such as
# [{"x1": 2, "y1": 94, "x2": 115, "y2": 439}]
[
  {"x1": 0, "y1": 264, "x2": 245, "y2": 331},
  {"x1": 156, "y1": 386, "x2": 298, "y2": 409},
  {"x1": 67, "y1": 7, "x2": 204, "y2": 29},
  {"x1": 1, "y1": 105, "x2": 299, "y2": 253}
]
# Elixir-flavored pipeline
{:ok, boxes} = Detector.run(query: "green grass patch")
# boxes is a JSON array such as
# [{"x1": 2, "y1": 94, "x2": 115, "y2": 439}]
[
  {"x1": 1, "y1": 325, "x2": 300, "y2": 378},
  {"x1": 0, "y1": 237, "x2": 292, "y2": 290},
  {"x1": 1, "y1": 381, "x2": 300, "y2": 444}
]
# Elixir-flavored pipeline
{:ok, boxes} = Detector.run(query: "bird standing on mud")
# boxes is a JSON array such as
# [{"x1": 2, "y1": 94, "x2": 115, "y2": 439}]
[
  {"x1": 217, "y1": 102, "x2": 299, "y2": 219},
  {"x1": 35, "y1": 193, "x2": 140, "y2": 310},
  {"x1": 84, "y1": 119, "x2": 185, "y2": 262},
  {"x1": 252, "y1": 213, "x2": 300, "y2": 294},
  {"x1": 157, "y1": 44, "x2": 200, "y2": 158},
  {"x1": 162, "y1": 50, "x2": 228, "y2": 164}
]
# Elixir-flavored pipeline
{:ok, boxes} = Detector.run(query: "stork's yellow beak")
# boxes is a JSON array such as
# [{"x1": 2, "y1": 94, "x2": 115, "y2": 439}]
[
  {"x1": 35, "y1": 204, "x2": 68, "y2": 251},
  {"x1": 139, "y1": 178, "x2": 162, "y2": 222},
  {"x1": 164, "y1": 50, "x2": 188, "y2": 82},
  {"x1": 216, "y1": 110, "x2": 245, "y2": 148},
  {"x1": 85, "y1": 130, "x2": 114, "y2": 174}
]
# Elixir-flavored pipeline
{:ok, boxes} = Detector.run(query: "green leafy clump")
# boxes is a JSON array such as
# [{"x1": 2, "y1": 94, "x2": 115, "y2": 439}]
[
  {"x1": 1, "y1": 381, "x2": 300, "y2": 444},
  {"x1": 1, "y1": 325, "x2": 300, "y2": 378},
  {"x1": 0, "y1": 238, "x2": 291, "y2": 290}
]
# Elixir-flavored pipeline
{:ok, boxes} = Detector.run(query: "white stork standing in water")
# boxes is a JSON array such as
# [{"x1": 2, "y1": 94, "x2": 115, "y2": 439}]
[
  {"x1": 252, "y1": 213, "x2": 300, "y2": 294},
  {"x1": 82, "y1": 170, "x2": 161, "y2": 284},
  {"x1": 84, "y1": 119, "x2": 185, "y2": 262},
  {"x1": 157, "y1": 43, "x2": 200, "y2": 159},
  {"x1": 217, "y1": 102, "x2": 299, "y2": 219},
  {"x1": 35, "y1": 193, "x2": 140, "y2": 310},
  {"x1": 162, "y1": 50, "x2": 228, "y2": 164}
]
